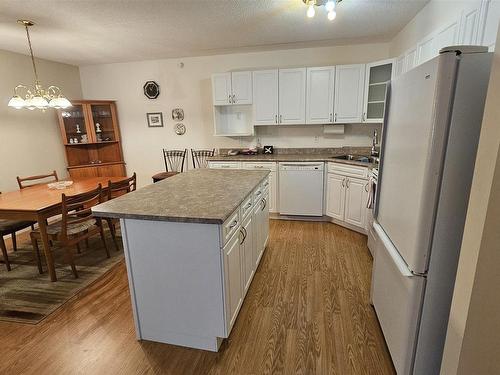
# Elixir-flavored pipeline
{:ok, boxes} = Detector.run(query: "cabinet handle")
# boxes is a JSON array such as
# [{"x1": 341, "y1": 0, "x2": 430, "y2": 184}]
[
  {"x1": 365, "y1": 183, "x2": 369, "y2": 192},
  {"x1": 261, "y1": 198, "x2": 266, "y2": 211},
  {"x1": 240, "y1": 227, "x2": 247, "y2": 245},
  {"x1": 232, "y1": 94, "x2": 236, "y2": 103},
  {"x1": 342, "y1": 178, "x2": 345, "y2": 188},
  {"x1": 229, "y1": 220, "x2": 238, "y2": 229},
  {"x1": 330, "y1": 113, "x2": 333, "y2": 122},
  {"x1": 279, "y1": 115, "x2": 282, "y2": 123},
  {"x1": 255, "y1": 191, "x2": 262, "y2": 196},
  {"x1": 346, "y1": 179, "x2": 350, "y2": 188},
  {"x1": 275, "y1": 115, "x2": 278, "y2": 124},
  {"x1": 228, "y1": 94, "x2": 232, "y2": 104},
  {"x1": 334, "y1": 113, "x2": 337, "y2": 122},
  {"x1": 245, "y1": 202, "x2": 252, "y2": 209}
]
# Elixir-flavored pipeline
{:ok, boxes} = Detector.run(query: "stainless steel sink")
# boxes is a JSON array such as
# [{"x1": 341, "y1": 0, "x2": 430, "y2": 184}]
[{"x1": 330, "y1": 154, "x2": 379, "y2": 164}]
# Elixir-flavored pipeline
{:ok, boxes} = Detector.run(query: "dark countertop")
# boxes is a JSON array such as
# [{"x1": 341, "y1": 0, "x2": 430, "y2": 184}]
[
  {"x1": 208, "y1": 154, "x2": 376, "y2": 168},
  {"x1": 92, "y1": 169, "x2": 269, "y2": 224}
]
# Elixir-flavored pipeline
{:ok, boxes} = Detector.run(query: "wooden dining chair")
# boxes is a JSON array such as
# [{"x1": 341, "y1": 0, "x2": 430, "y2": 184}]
[
  {"x1": 106, "y1": 173, "x2": 137, "y2": 251},
  {"x1": 191, "y1": 149, "x2": 215, "y2": 169},
  {"x1": 0, "y1": 192, "x2": 36, "y2": 271},
  {"x1": 163, "y1": 149, "x2": 187, "y2": 172},
  {"x1": 17, "y1": 170, "x2": 59, "y2": 189},
  {"x1": 30, "y1": 184, "x2": 109, "y2": 279}
]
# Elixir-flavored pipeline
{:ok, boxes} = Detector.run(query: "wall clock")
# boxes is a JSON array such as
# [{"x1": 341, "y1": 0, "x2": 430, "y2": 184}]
[{"x1": 143, "y1": 81, "x2": 160, "y2": 99}]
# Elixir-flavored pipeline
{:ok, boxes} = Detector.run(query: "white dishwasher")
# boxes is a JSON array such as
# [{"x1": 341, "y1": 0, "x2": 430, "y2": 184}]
[{"x1": 278, "y1": 162, "x2": 324, "y2": 216}]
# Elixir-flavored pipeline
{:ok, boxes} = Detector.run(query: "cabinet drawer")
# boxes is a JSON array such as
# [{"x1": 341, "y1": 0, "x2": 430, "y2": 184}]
[
  {"x1": 328, "y1": 162, "x2": 368, "y2": 179},
  {"x1": 253, "y1": 184, "x2": 264, "y2": 202},
  {"x1": 208, "y1": 162, "x2": 241, "y2": 169},
  {"x1": 241, "y1": 162, "x2": 277, "y2": 171},
  {"x1": 240, "y1": 194, "x2": 253, "y2": 219},
  {"x1": 222, "y1": 210, "x2": 240, "y2": 245},
  {"x1": 261, "y1": 176, "x2": 270, "y2": 191}
]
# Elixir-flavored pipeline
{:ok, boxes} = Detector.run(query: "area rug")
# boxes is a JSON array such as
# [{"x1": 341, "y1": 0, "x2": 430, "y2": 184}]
[{"x1": 0, "y1": 230, "x2": 124, "y2": 324}]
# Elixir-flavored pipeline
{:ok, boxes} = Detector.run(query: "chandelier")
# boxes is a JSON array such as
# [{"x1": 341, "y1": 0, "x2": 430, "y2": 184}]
[
  {"x1": 303, "y1": 0, "x2": 342, "y2": 21},
  {"x1": 8, "y1": 20, "x2": 72, "y2": 111}
]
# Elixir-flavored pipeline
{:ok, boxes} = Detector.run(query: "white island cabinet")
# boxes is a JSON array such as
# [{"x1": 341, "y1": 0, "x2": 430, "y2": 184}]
[{"x1": 92, "y1": 169, "x2": 270, "y2": 352}]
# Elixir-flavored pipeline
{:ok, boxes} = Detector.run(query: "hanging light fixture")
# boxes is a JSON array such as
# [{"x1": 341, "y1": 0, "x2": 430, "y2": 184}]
[
  {"x1": 302, "y1": 0, "x2": 341, "y2": 21},
  {"x1": 8, "y1": 20, "x2": 72, "y2": 111}
]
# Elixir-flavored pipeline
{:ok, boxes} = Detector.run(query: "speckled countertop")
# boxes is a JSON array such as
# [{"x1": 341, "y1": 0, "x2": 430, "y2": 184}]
[
  {"x1": 208, "y1": 154, "x2": 376, "y2": 168},
  {"x1": 92, "y1": 169, "x2": 269, "y2": 224}
]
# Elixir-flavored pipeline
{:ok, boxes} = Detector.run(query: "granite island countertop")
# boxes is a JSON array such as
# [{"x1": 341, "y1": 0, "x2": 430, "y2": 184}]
[
  {"x1": 92, "y1": 169, "x2": 269, "y2": 224},
  {"x1": 208, "y1": 153, "x2": 376, "y2": 168}
]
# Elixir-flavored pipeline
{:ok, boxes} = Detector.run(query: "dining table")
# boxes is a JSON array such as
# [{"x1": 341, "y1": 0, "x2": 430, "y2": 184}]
[{"x1": 0, "y1": 176, "x2": 125, "y2": 281}]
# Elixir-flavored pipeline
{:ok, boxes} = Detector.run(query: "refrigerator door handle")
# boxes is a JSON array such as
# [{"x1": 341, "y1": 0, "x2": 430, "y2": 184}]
[{"x1": 373, "y1": 222, "x2": 416, "y2": 278}]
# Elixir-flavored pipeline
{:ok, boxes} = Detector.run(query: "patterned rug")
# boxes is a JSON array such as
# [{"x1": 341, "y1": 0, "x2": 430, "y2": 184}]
[{"x1": 0, "y1": 229, "x2": 124, "y2": 324}]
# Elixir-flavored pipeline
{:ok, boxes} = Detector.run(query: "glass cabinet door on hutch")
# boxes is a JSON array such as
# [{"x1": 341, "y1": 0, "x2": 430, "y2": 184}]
[
  {"x1": 88, "y1": 103, "x2": 117, "y2": 142},
  {"x1": 60, "y1": 105, "x2": 91, "y2": 144}
]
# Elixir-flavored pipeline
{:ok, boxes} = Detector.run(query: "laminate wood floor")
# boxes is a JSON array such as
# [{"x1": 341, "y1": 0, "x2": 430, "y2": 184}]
[{"x1": 0, "y1": 220, "x2": 395, "y2": 375}]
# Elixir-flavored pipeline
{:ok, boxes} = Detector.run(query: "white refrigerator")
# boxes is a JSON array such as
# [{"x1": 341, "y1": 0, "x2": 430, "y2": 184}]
[{"x1": 371, "y1": 46, "x2": 493, "y2": 375}]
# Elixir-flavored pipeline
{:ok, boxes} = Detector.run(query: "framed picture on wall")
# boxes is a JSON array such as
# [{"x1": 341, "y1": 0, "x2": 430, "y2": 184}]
[{"x1": 147, "y1": 112, "x2": 163, "y2": 127}]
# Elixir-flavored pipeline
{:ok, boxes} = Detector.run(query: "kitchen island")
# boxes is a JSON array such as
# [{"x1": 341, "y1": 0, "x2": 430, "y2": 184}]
[{"x1": 92, "y1": 168, "x2": 270, "y2": 351}]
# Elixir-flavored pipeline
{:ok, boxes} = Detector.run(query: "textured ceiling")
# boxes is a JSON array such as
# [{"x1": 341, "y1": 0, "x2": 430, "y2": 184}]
[{"x1": 0, "y1": 0, "x2": 428, "y2": 66}]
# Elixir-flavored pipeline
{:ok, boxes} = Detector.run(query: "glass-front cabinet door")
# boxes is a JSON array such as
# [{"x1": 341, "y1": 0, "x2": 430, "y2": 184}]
[
  {"x1": 88, "y1": 103, "x2": 116, "y2": 143},
  {"x1": 60, "y1": 104, "x2": 90, "y2": 144},
  {"x1": 363, "y1": 60, "x2": 394, "y2": 123}
]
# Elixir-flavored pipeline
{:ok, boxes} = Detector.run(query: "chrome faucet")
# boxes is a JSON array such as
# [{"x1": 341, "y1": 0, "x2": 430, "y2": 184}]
[{"x1": 371, "y1": 129, "x2": 379, "y2": 156}]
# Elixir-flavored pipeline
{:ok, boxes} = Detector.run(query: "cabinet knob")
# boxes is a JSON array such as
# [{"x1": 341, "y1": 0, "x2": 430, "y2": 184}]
[
  {"x1": 334, "y1": 113, "x2": 337, "y2": 122},
  {"x1": 279, "y1": 115, "x2": 282, "y2": 123},
  {"x1": 228, "y1": 95, "x2": 232, "y2": 104}
]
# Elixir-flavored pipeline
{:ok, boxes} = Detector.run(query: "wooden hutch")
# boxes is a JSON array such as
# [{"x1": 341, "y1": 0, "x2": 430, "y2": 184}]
[{"x1": 57, "y1": 100, "x2": 126, "y2": 178}]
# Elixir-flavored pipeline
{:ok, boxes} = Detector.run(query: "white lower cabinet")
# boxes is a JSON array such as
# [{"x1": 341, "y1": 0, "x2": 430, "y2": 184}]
[
  {"x1": 326, "y1": 163, "x2": 369, "y2": 232},
  {"x1": 222, "y1": 228, "x2": 243, "y2": 332},
  {"x1": 240, "y1": 213, "x2": 254, "y2": 296},
  {"x1": 344, "y1": 177, "x2": 369, "y2": 228},
  {"x1": 326, "y1": 173, "x2": 345, "y2": 220},
  {"x1": 221, "y1": 177, "x2": 270, "y2": 335}
]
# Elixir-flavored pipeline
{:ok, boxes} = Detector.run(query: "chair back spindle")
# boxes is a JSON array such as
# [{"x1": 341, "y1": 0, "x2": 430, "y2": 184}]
[
  {"x1": 163, "y1": 149, "x2": 187, "y2": 172},
  {"x1": 191, "y1": 149, "x2": 215, "y2": 169}
]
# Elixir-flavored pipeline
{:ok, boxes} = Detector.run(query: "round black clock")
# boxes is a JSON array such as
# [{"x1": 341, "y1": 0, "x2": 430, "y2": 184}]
[{"x1": 143, "y1": 81, "x2": 160, "y2": 99}]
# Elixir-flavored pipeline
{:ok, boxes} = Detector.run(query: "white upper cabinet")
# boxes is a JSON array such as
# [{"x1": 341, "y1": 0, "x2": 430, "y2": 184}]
[
  {"x1": 459, "y1": 1, "x2": 482, "y2": 45},
  {"x1": 363, "y1": 60, "x2": 393, "y2": 123},
  {"x1": 212, "y1": 73, "x2": 232, "y2": 105},
  {"x1": 253, "y1": 70, "x2": 279, "y2": 125},
  {"x1": 481, "y1": 0, "x2": 500, "y2": 50},
  {"x1": 306, "y1": 67, "x2": 335, "y2": 124},
  {"x1": 211, "y1": 71, "x2": 252, "y2": 106},
  {"x1": 334, "y1": 64, "x2": 365, "y2": 124},
  {"x1": 434, "y1": 20, "x2": 460, "y2": 53},
  {"x1": 231, "y1": 71, "x2": 252, "y2": 105},
  {"x1": 278, "y1": 68, "x2": 306, "y2": 124}
]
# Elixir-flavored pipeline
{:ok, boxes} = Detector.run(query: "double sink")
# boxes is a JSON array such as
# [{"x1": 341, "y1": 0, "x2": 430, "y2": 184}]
[{"x1": 331, "y1": 154, "x2": 379, "y2": 164}]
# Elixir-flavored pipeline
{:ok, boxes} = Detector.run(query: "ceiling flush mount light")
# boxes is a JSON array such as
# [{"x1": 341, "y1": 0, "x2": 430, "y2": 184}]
[
  {"x1": 302, "y1": 0, "x2": 342, "y2": 21},
  {"x1": 8, "y1": 20, "x2": 72, "y2": 111}
]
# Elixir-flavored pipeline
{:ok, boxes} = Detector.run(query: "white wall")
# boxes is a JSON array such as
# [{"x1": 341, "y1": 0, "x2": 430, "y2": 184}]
[
  {"x1": 80, "y1": 43, "x2": 389, "y2": 184},
  {"x1": 0, "y1": 49, "x2": 82, "y2": 192}
]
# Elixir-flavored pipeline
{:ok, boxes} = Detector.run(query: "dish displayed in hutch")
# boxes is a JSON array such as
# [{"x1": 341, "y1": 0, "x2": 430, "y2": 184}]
[{"x1": 57, "y1": 100, "x2": 126, "y2": 178}]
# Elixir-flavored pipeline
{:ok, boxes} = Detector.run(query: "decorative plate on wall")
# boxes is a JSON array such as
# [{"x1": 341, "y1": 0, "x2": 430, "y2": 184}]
[
  {"x1": 143, "y1": 81, "x2": 160, "y2": 99},
  {"x1": 174, "y1": 123, "x2": 186, "y2": 135}
]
